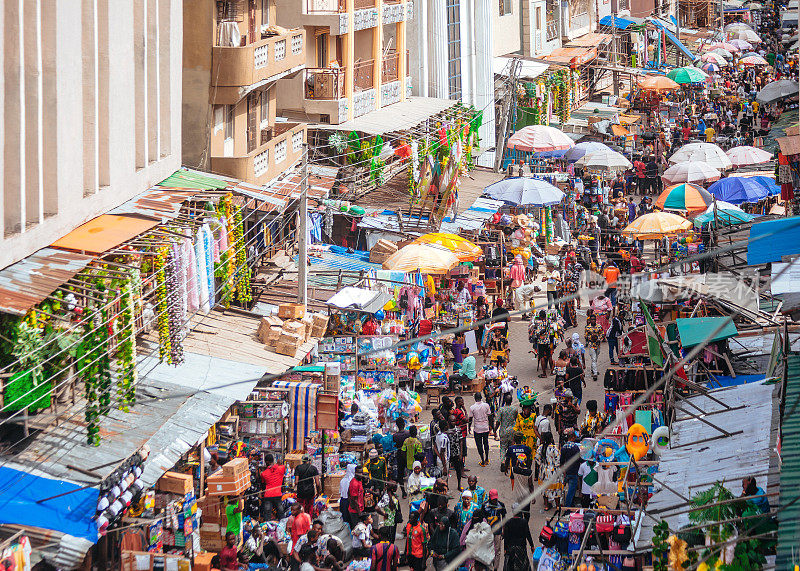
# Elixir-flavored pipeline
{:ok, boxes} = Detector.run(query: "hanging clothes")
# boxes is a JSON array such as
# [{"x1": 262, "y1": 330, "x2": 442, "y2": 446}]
[
  {"x1": 184, "y1": 237, "x2": 200, "y2": 312},
  {"x1": 195, "y1": 228, "x2": 210, "y2": 313}
]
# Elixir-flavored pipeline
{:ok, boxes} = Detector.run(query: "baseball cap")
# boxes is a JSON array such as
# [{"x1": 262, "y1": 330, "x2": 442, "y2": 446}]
[
  {"x1": 489, "y1": 489, "x2": 499, "y2": 500},
  {"x1": 301, "y1": 454, "x2": 311, "y2": 462}
]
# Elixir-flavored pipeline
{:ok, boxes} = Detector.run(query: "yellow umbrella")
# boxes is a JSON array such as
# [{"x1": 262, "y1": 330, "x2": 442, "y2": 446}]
[
  {"x1": 413, "y1": 233, "x2": 483, "y2": 262},
  {"x1": 382, "y1": 243, "x2": 460, "y2": 274},
  {"x1": 622, "y1": 211, "x2": 692, "y2": 240}
]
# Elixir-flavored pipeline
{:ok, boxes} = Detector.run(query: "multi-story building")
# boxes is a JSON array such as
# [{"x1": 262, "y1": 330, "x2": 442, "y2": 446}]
[
  {"x1": 0, "y1": 0, "x2": 183, "y2": 270},
  {"x1": 182, "y1": 0, "x2": 308, "y2": 186},
  {"x1": 273, "y1": 0, "x2": 413, "y2": 125}
]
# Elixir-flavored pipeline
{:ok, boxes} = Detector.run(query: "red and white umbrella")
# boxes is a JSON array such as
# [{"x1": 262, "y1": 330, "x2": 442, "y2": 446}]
[
  {"x1": 506, "y1": 125, "x2": 575, "y2": 152},
  {"x1": 701, "y1": 52, "x2": 729, "y2": 66},
  {"x1": 662, "y1": 161, "x2": 722, "y2": 185},
  {"x1": 725, "y1": 145, "x2": 773, "y2": 166},
  {"x1": 729, "y1": 38, "x2": 753, "y2": 50},
  {"x1": 741, "y1": 54, "x2": 769, "y2": 66},
  {"x1": 710, "y1": 41, "x2": 741, "y2": 52}
]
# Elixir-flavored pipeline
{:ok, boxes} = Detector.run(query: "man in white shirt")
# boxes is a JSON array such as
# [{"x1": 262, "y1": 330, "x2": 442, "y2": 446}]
[
  {"x1": 577, "y1": 461, "x2": 596, "y2": 508},
  {"x1": 535, "y1": 403, "x2": 553, "y2": 442},
  {"x1": 469, "y1": 392, "x2": 493, "y2": 467},
  {"x1": 543, "y1": 264, "x2": 561, "y2": 309},
  {"x1": 434, "y1": 419, "x2": 451, "y2": 473}
]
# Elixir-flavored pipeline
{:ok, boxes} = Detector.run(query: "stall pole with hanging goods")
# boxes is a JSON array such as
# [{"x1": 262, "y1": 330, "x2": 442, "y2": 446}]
[{"x1": 299, "y1": 144, "x2": 309, "y2": 310}]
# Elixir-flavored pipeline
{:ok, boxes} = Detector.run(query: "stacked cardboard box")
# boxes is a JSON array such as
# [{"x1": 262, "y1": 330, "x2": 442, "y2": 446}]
[
  {"x1": 278, "y1": 303, "x2": 305, "y2": 319},
  {"x1": 310, "y1": 313, "x2": 330, "y2": 338},
  {"x1": 276, "y1": 321, "x2": 305, "y2": 356},
  {"x1": 156, "y1": 472, "x2": 194, "y2": 495},
  {"x1": 199, "y1": 523, "x2": 225, "y2": 551},
  {"x1": 257, "y1": 316, "x2": 284, "y2": 344},
  {"x1": 369, "y1": 239, "x2": 398, "y2": 263},
  {"x1": 206, "y1": 458, "x2": 250, "y2": 496}
]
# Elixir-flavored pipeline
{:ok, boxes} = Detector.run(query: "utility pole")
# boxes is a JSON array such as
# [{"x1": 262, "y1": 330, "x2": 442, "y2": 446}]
[
  {"x1": 494, "y1": 57, "x2": 520, "y2": 173},
  {"x1": 298, "y1": 144, "x2": 308, "y2": 309}
]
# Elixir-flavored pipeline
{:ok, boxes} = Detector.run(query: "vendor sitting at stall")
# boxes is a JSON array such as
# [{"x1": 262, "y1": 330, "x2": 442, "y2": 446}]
[
  {"x1": 449, "y1": 347, "x2": 476, "y2": 393},
  {"x1": 488, "y1": 327, "x2": 510, "y2": 366}
]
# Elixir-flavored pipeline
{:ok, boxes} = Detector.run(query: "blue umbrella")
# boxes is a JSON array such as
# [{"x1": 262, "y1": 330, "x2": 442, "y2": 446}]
[
  {"x1": 749, "y1": 175, "x2": 781, "y2": 196},
  {"x1": 484, "y1": 177, "x2": 565, "y2": 206},
  {"x1": 563, "y1": 141, "x2": 609, "y2": 163},
  {"x1": 706, "y1": 177, "x2": 770, "y2": 204}
]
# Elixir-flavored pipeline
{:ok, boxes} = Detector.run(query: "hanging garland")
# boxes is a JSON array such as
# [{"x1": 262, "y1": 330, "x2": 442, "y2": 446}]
[
  {"x1": 78, "y1": 304, "x2": 111, "y2": 446},
  {"x1": 116, "y1": 271, "x2": 138, "y2": 411},
  {"x1": 154, "y1": 247, "x2": 171, "y2": 363},
  {"x1": 94, "y1": 280, "x2": 112, "y2": 416},
  {"x1": 166, "y1": 242, "x2": 185, "y2": 365},
  {"x1": 234, "y1": 208, "x2": 251, "y2": 304}
]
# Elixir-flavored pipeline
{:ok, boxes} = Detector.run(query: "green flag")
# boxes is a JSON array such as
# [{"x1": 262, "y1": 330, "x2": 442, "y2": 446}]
[{"x1": 640, "y1": 301, "x2": 664, "y2": 367}]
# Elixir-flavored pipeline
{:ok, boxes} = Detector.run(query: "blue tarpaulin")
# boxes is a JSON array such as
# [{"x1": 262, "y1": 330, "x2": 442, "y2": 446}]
[
  {"x1": 0, "y1": 466, "x2": 98, "y2": 542},
  {"x1": 600, "y1": 15, "x2": 635, "y2": 29},
  {"x1": 748, "y1": 216, "x2": 800, "y2": 265},
  {"x1": 676, "y1": 317, "x2": 739, "y2": 347},
  {"x1": 650, "y1": 19, "x2": 698, "y2": 62},
  {"x1": 707, "y1": 374, "x2": 766, "y2": 388}
]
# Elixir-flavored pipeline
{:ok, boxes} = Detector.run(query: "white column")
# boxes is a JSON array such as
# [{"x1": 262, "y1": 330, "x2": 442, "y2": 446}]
[
  {"x1": 459, "y1": 0, "x2": 473, "y2": 105},
  {"x1": 474, "y1": 0, "x2": 495, "y2": 167},
  {"x1": 428, "y1": 0, "x2": 448, "y2": 98},
  {"x1": 418, "y1": 0, "x2": 429, "y2": 96}
]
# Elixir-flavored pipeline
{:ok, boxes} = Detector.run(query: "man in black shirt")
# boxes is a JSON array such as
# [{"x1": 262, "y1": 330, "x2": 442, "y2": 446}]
[
  {"x1": 393, "y1": 418, "x2": 410, "y2": 498},
  {"x1": 491, "y1": 299, "x2": 510, "y2": 336},
  {"x1": 566, "y1": 356, "x2": 585, "y2": 406},
  {"x1": 294, "y1": 455, "x2": 320, "y2": 515},
  {"x1": 560, "y1": 429, "x2": 581, "y2": 507},
  {"x1": 644, "y1": 157, "x2": 659, "y2": 196}
]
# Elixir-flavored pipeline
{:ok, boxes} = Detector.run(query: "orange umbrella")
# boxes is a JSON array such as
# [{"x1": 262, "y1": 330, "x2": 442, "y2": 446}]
[
  {"x1": 413, "y1": 233, "x2": 483, "y2": 262},
  {"x1": 637, "y1": 75, "x2": 681, "y2": 93},
  {"x1": 622, "y1": 211, "x2": 693, "y2": 239},
  {"x1": 655, "y1": 183, "x2": 714, "y2": 213}
]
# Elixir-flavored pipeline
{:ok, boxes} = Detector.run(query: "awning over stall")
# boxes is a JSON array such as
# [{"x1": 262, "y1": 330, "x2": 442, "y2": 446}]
[
  {"x1": 316, "y1": 97, "x2": 456, "y2": 135},
  {"x1": 676, "y1": 316, "x2": 739, "y2": 347},
  {"x1": 326, "y1": 287, "x2": 393, "y2": 313}
]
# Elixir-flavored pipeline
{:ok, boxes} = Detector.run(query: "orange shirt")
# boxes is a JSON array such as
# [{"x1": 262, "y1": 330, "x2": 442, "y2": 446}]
[{"x1": 603, "y1": 266, "x2": 620, "y2": 286}]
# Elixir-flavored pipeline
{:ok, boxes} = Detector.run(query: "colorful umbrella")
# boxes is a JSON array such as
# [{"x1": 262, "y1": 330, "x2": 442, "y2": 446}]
[
  {"x1": 729, "y1": 38, "x2": 753, "y2": 50},
  {"x1": 710, "y1": 42, "x2": 741, "y2": 52},
  {"x1": 667, "y1": 66, "x2": 709, "y2": 84},
  {"x1": 564, "y1": 141, "x2": 610, "y2": 162},
  {"x1": 693, "y1": 201, "x2": 756, "y2": 226},
  {"x1": 725, "y1": 145, "x2": 773, "y2": 166},
  {"x1": 706, "y1": 177, "x2": 770, "y2": 203},
  {"x1": 662, "y1": 161, "x2": 721, "y2": 185},
  {"x1": 655, "y1": 183, "x2": 714, "y2": 213},
  {"x1": 710, "y1": 47, "x2": 734, "y2": 59},
  {"x1": 484, "y1": 177, "x2": 565, "y2": 206},
  {"x1": 622, "y1": 211, "x2": 693, "y2": 240},
  {"x1": 506, "y1": 125, "x2": 575, "y2": 152},
  {"x1": 701, "y1": 62, "x2": 721, "y2": 73},
  {"x1": 756, "y1": 79, "x2": 799, "y2": 103},
  {"x1": 741, "y1": 55, "x2": 769, "y2": 66},
  {"x1": 637, "y1": 75, "x2": 681, "y2": 92},
  {"x1": 413, "y1": 233, "x2": 483, "y2": 262},
  {"x1": 724, "y1": 22, "x2": 753, "y2": 31},
  {"x1": 701, "y1": 52, "x2": 728, "y2": 66},
  {"x1": 575, "y1": 148, "x2": 633, "y2": 172},
  {"x1": 737, "y1": 29, "x2": 762, "y2": 43},
  {"x1": 382, "y1": 243, "x2": 460, "y2": 274},
  {"x1": 669, "y1": 142, "x2": 733, "y2": 170}
]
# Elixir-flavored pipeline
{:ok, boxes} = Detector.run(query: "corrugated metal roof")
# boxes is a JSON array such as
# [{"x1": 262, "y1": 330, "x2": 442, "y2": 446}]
[
  {"x1": 315, "y1": 97, "x2": 457, "y2": 135},
  {"x1": 777, "y1": 353, "x2": 800, "y2": 566},
  {"x1": 51, "y1": 215, "x2": 161, "y2": 255},
  {"x1": 0, "y1": 248, "x2": 94, "y2": 315},
  {"x1": 110, "y1": 188, "x2": 202, "y2": 220},
  {"x1": 635, "y1": 382, "x2": 776, "y2": 547},
  {"x1": 157, "y1": 169, "x2": 232, "y2": 190}
]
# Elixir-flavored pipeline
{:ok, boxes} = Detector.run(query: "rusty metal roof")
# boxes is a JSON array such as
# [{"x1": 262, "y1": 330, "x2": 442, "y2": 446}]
[
  {"x1": 110, "y1": 188, "x2": 202, "y2": 220},
  {"x1": 0, "y1": 248, "x2": 94, "y2": 315}
]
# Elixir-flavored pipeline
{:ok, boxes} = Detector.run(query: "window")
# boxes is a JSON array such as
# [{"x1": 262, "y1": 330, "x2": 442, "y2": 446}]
[
  {"x1": 316, "y1": 33, "x2": 328, "y2": 68},
  {"x1": 225, "y1": 105, "x2": 234, "y2": 140},
  {"x1": 446, "y1": 0, "x2": 462, "y2": 100},
  {"x1": 261, "y1": 0, "x2": 269, "y2": 27},
  {"x1": 499, "y1": 0, "x2": 512, "y2": 15},
  {"x1": 260, "y1": 90, "x2": 269, "y2": 129}
]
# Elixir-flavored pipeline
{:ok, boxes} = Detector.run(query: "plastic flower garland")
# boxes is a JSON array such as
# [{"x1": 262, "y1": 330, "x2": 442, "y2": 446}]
[{"x1": 154, "y1": 247, "x2": 171, "y2": 363}]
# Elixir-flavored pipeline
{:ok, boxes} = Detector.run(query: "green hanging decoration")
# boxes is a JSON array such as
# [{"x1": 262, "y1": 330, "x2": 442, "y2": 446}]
[{"x1": 116, "y1": 271, "x2": 138, "y2": 411}]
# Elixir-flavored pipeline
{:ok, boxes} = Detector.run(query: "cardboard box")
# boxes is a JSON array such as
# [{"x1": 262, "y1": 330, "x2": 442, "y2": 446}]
[
  {"x1": 222, "y1": 457, "x2": 249, "y2": 479},
  {"x1": 278, "y1": 331, "x2": 302, "y2": 347},
  {"x1": 312, "y1": 313, "x2": 330, "y2": 329},
  {"x1": 278, "y1": 303, "x2": 305, "y2": 319},
  {"x1": 285, "y1": 452, "x2": 304, "y2": 471},
  {"x1": 275, "y1": 342, "x2": 300, "y2": 357},
  {"x1": 282, "y1": 320, "x2": 305, "y2": 336},
  {"x1": 267, "y1": 326, "x2": 282, "y2": 347},
  {"x1": 301, "y1": 316, "x2": 314, "y2": 341},
  {"x1": 369, "y1": 250, "x2": 393, "y2": 264},
  {"x1": 257, "y1": 316, "x2": 284, "y2": 344},
  {"x1": 324, "y1": 473, "x2": 344, "y2": 499},
  {"x1": 156, "y1": 471, "x2": 194, "y2": 495},
  {"x1": 371, "y1": 239, "x2": 397, "y2": 254},
  {"x1": 206, "y1": 470, "x2": 250, "y2": 496}
]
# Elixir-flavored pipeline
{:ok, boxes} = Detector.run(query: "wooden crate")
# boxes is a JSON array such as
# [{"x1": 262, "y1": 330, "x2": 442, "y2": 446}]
[{"x1": 316, "y1": 392, "x2": 339, "y2": 430}]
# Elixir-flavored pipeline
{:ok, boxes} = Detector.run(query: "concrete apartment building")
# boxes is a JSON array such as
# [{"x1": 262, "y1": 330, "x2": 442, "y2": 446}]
[
  {"x1": 182, "y1": 0, "x2": 308, "y2": 187},
  {"x1": 273, "y1": 0, "x2": 413, "y2": 124},
  {"x1": 0, "y1": 0, "x2": 183, "y2": 270}
]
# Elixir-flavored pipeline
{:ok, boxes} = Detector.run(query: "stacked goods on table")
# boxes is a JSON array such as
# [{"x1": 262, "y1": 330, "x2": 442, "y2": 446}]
[
  {"x1": 276, "y1": 321, "x2": 305, "y2": 356},
  {"x1": 257, "y1": 315, "x2": 284, "y2": 346},
  {"x1": 369, "y1": 239, "x2": 398, "y2": 263},
  {"x1": 206, "y1": 457, "x2": 250, "y2": 496},
  {"x1": 255, "y1": 306, "x2": 330, "y2": 354}
]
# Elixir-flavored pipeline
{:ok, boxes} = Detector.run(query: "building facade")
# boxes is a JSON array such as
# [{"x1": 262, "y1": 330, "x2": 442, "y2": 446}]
[
  {"x1": 273, "y1": 0, "x2": 413, "y2": 125},
  {"x1": 0, "y1": 0, "x2": 183, "y2": 269},
  {"x1": 182, "y1": 0, "x2": 308, "y2": 187}
]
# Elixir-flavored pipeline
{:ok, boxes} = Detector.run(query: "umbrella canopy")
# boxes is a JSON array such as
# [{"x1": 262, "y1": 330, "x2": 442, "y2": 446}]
[
  {"x1": 710, "y1": 42, "x2": 741, "y2": 52},
  {"x1": 622, "y1": 211, "x2": 693, "y2": 239},
  {"x1": 737, "y1": 29, "x2": 762, "y2": 42},
  {"x1": 575, "y1": 148, "x2": 633, "y2": 172},
  {"x1": 382, "y1": 243, "x2": 460, "y2": 274},
  {"x1": 669, "y1": 142, "x2": 733, "y2": 170},
  {"x1": 725, "y1": 145, "x2": 773, "y2": 166},
  {"x1": 741, "y1": 55, "x2": 769, "y2": 66},
  {"x1": 746, "y1": 3, "x2": 763, "y2": 9},
  {"x1": 484, "y1": 177, "x2": 565, "y2": 206},
  {"x1": 637, "y1": 75, "x2": 681, "y2": 92},
  {"x1": 506, "y1": 125, "x2": 575, "y2": 152},
  {"x1": 748, "y1": 175, "x2": 781, "y2": 195},
  {"x1": 710, "y1": 47, "x2": 734, "y2": 59},
  {"x1": 756, "y1": 79, "x2": 799, "y2": 103},
  {"x1": 655, "y1": 183, "x2": 714, "y2": 213},
  {"x1": 701, "y1": 52, "x2": 729, "y2": 65},
  {"x1": 413, "y1": 233, "x2": 482, "y2": 262},
  {"x1": 564, "y1": 141, "x2": 609, "y2": 163},
  {"x1": 724, "y1": 22, "x2": 753, "y2": 31},
  {"x1": 693, "y1": 200, "x2": 756, "y2": 226},
  {"x1": 706, "y1": 177, "x2": 770, "y2": 203},
  {"x1": 662, "y1": 161, "x2": 722, "y2": 184},
  {"x1": 701, "y1": 62, "x2": 721, "y2": 73},
  {"x1": 667, "y1": 66, "x2": 709, "y2": 84},
  {"x1": 729, "y1": 38, "x2": 754, "y2": 50},
  {"x1": 741, "y1": 51, "x2": 760, "y2": 57}
]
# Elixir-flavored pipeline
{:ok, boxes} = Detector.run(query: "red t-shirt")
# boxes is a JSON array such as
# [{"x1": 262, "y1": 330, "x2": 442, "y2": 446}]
[
  {"x1": 261, "y1": 464, "x2": 286, "y2": 498},
  {"x1": 453, "y1": 408, "x2": 468, "y2": 438},
  {"x1": 681, "y1": 126, "x2": 690, "y2": 141},
  {"x1": 348, "y1": 478, "x2": 365, "y2": 513},
  {"x1": 290, "y1": 512, "x2": 311, "y2": 544},
  {"x1": 219, "y1": 546, "x2": 239, "y2": 570}
]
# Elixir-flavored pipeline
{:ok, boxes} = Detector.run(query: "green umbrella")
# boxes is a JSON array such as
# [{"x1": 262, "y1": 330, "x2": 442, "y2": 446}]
[{"x1": 667, "y1": 66, "x2": 708, "y2": 84}]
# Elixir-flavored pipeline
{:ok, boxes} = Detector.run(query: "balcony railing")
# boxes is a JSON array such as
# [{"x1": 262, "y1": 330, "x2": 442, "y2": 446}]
[
  {"x1": 546, "y1": 19, "x2": 559, "y2": 41},
  {"x1": 212, "y1": 29, "x2": 305, "y2": 87},
  {"x1": 212, "y1": 123, "x2": 307, "y2": 184},
  {"x1": 382, "y1": 52, "x2": 399, "y2": 83},
  {"x1": 353, "y1": 59, "x2": 375, "y2": 91},
  {"x1": 354, "y1": 0, "x2": 377, "y2": 8},
  {"x1": 305, "y1": 67, "x2": 346, "y2": 100},
  {"x1": 306, "y1": 0, "x2": 346, "y2": 12},
  {"x1": 571, "y1": 12, "x2": 591, "y2": 32}
]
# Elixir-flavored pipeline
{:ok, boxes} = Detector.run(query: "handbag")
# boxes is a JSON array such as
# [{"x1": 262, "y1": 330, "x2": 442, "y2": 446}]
[
  {"x1": 538, "y1": 509, "x2": 560, "y2": 547},
  {"x1": 613, "y1": 524, "x2": 632, "y2": 546}
]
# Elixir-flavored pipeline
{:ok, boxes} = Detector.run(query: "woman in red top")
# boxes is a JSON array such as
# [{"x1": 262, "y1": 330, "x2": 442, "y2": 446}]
[
  {"x1": 219, "y1": 532, "x2": 246, "y2": 571},
  {"x1": 348, "y1": 471, "x2": 365, "y2": 520}
]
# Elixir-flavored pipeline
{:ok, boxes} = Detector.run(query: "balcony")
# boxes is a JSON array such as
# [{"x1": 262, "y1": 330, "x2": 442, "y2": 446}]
[
  {"x1": 211, "y1": 30, "x2": 306, "y2": 90},
  {"x1": 211, "y1": 123, "x2": 307, "y2": 186},
  {"x1": 353, "y1": 59, "x2": 375, "y2": 91},
  {"x1": 305, "y1": 67, "x2": 346, "y2": 100},
  {"x1": 304, "y1": 0, "x2": 381, "y2": 34},
  {"x1": 381, "y1": 52, "x2": 399, "y2": 83}
]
